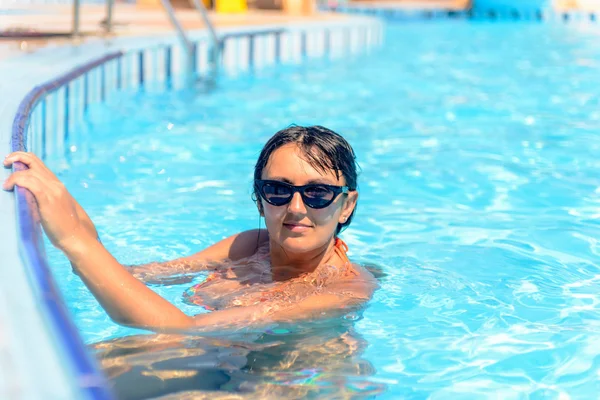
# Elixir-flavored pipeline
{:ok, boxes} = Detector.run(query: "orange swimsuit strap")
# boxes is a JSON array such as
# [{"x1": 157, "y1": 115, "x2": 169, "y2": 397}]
[{"x1": 334, "y1": 237, "x2": 350, "y2": 264}]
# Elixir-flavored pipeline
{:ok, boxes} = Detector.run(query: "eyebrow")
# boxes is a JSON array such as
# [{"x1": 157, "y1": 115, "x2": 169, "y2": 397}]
[{"x1": 266, "y1": 177, "x2": 338, "y2": 185}]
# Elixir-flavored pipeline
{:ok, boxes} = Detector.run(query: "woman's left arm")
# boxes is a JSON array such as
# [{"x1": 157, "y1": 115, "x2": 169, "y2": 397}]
[{"x1": 192, "y1": 273, "x2": 378, "y2": 329}]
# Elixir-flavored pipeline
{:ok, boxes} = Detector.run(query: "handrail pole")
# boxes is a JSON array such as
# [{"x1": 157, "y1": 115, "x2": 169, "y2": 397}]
[
  {"x1": 189, "y1": 0, "x2": 221, "y2": 82},
  {"x1": 189, "y1": 0, "x2": 219, "y2": 46},
  {"x1": 72, "y1": 0, "x2": 81, "y2": 37},
  {"x1": 159, "y1": 0, "x2": 196, "y2": 86},
  {"x1": 105, "y1": 0, "x2": 114, "y2": 33}
]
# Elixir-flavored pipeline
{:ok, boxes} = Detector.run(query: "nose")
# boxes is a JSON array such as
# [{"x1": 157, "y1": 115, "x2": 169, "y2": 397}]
[{"x1": 287, "y1": 191, "x2": 307, "y2": 214}]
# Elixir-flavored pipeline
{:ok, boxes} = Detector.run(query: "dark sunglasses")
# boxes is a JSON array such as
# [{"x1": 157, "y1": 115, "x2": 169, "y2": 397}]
[{"x1": 255, "y1": 179, "x2": 351, "y2": 209}]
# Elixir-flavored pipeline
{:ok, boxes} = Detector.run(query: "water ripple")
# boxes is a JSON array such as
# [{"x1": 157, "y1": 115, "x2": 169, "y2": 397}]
[{"x1": 43, "y1": 21, "x2": 600, "y2": 399}]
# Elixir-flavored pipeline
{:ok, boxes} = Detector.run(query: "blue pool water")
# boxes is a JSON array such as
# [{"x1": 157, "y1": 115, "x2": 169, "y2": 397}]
[{"x1": 47, "y1": 21, "x2": 600, "y2": 398}]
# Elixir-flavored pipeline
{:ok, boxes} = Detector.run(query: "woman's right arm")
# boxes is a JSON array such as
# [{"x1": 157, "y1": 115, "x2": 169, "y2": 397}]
[
  {"x1": 2, "y1": 152, "x2": 267, "y2": 282},
  {"x1": 1, "y1": 152, "x2": 264, "y2": 329}
]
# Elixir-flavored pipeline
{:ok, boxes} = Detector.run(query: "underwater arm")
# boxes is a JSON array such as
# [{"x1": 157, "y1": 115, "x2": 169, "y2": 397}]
[
  {"x1": 192, "y1": 295, "x2": 364, "y2": 328},
  {"x1": 192, "y1": 275, "x2": 377, "y2": 329},
  {"x1": 125, "y1": 259, "x2": 217, "y2": 285},
  {"x1": 267, "y1": 277, "x2": 377, "y2": 322},
  {"x1": 127, "y1": 229, "x2": 269, "y2": 285},
  {"x1": 191, "y1": 294, "x2": 368, "y2": 330}
]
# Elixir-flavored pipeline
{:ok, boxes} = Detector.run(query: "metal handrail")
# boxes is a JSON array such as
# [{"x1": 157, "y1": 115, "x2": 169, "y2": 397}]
[
  {"x1": 71, "y1": 0, "x2": 218, "y2": 86},
  {"x1": 105, "y1": 0, "x2": 114, "y2": 33},
  {"x1": 159, "y1": 0, "x2": 196, "y2": 86},
  {"x1": 73, "y1": 0, "x2": 80, "y2": 36},
  {"x1": 189, "y1": 0, "x2": 221, "y2": 83}
]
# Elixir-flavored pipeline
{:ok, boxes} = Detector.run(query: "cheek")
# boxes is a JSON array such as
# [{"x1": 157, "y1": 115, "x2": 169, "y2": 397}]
[
  {"x1": 310, "y1": 207, "x2": 341, "y2": 225},
  {"x1": 263, "y1": 203, "x2": 285, "y2": 221}
]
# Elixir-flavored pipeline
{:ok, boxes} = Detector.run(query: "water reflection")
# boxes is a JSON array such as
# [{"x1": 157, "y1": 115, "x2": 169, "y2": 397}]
[{"x1": 92, "y1": 317, "x2": 386, "y2": 399}]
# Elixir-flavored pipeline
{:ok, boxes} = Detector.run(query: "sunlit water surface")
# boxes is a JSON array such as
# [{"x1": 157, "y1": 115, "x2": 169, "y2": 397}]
[{"x1": 46, "y1": 21, "x2": 600, "y2": 398}]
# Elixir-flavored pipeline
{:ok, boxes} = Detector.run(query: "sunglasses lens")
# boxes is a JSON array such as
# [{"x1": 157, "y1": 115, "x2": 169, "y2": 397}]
[
  {"x1": 303, "y1": 185, "x2": 335, "y2": 208},
  {"x1": 261, "y1": 182, "x2": 293, "y2": 206},
  {"x1": 258, "y1": 181, "x2": 340, "y2": 209}
]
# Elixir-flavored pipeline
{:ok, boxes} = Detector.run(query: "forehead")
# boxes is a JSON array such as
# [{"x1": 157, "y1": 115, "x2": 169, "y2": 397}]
[{"x1": 262, "y1": 143, "x2": 341, "y2": 184}]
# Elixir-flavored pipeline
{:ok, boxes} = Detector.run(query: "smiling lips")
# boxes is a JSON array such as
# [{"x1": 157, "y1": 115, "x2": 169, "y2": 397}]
[{"x1": 283, "y1": 222, "x2": 312, "y2": 232}]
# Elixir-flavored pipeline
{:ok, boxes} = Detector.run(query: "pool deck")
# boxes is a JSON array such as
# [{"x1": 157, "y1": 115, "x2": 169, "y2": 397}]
[
  {"x1": 0, "y1": 0, "x2": 475, "y2": 60},
  {"x1": 555, "y1": 0, "x2": 600, "y2": 11},
  {"x1": 11, "y1": 0, "x2": 600, "y2": 62},
  {"x1": 344, "y1": 0, "x2": 470, "y2": 10},
  {"x1": 0, "y1": 6, "x2": 351, "y2": 60}
]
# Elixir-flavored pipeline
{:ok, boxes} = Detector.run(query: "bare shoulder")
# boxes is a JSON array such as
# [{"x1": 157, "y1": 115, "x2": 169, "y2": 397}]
[{"x1": 226, "y1": 229, "x2": 269, "y2": 260}]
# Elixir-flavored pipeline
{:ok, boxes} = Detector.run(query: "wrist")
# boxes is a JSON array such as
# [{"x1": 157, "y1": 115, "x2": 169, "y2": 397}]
[
  {"x1": 58, "y1": 229, "x2": 100, "y2": 261},
  {"x1": 83, "y1": 220, "x2": 99, "y2": 240}
]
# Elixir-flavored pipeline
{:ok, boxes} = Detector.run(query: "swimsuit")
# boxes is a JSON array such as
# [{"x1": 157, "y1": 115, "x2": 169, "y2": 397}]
[{"x1": 332, "y1": 237, "x2": 350, "y2": 264}]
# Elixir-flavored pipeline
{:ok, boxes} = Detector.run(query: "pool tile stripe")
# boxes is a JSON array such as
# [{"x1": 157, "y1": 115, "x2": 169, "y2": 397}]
[
  {"x1": 274, "y1": 31, "x2": 281, "y2": 63},
  {"x1": 64, "y1": 84, "x2": 69, "y2": 142},
  {"x1": 100, "y1": 64, "x2": 106, "y2": 102},
  {"x1": 138, "y1": 50, "x2": 145, "y2": 87},
  {"x1": 41, "y1": 99, "x2": 47, "y2": 160},
  {"x1": 322, "y1": 5, "x2": 599, "y2": 23}
]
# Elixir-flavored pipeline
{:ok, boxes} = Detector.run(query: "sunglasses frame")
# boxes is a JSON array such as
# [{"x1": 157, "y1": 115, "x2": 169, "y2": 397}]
[{"x1": 255, "y1": 179, "x2": 350, "y2": 209}]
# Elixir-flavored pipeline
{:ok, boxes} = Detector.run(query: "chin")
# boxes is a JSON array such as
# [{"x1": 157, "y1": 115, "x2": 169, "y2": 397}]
[{"x1": 279, "y1": 234, "x2": 318, "y2": 253}]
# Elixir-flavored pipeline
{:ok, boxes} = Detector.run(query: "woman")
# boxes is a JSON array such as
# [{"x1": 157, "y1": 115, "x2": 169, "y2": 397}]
[{"x1": 3, "y1": 125, "x2": 377, "y2": 331}]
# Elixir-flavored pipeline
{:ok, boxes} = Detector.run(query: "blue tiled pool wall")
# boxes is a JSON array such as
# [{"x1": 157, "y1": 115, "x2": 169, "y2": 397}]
[
  {"x1": 473, "y1": 0, "x2": 551, "y2": 12},
  {"x1": 470, "y1": 0, "x2": 595, "y2": 21},
  {"x1": 323, "y1": 0, "x2": 600, "y2": 22},
  {"x1": 10, "y1": 20, "x2": 382, "y2": 400}
]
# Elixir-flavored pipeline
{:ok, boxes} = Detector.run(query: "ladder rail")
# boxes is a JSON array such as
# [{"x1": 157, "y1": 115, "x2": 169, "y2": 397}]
[
  {"x1": 72, "y1": 0, "x2": 218, "y2": 85},
  {"x1": 189, "y1": 0, "x2": 222, "y2": 82},
  {"x1": 159, "y1": 0, "x2": 197, "y2": 85}
]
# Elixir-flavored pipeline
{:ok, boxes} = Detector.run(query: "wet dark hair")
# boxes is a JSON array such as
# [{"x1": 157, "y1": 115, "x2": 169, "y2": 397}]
[{"x1": 253, "y1": 125, "x2": 358, "y2": 235}]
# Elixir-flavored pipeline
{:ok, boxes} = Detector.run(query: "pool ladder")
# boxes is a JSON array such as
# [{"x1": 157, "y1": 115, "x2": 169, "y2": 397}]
[
  {"x1": 78, "y1": 0, "x2": 221, "y2": 87},
  {"x1": 159, "y1": 0, "x2": 222, "y2": 87}
]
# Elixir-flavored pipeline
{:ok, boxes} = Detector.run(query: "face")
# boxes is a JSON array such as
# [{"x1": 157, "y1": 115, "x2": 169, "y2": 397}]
[{"x1": 259, "y1": 143, "x2": 358, "y2": 254}]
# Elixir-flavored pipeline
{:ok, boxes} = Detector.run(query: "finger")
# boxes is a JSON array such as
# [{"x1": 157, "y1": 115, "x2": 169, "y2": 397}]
[
  {"x1": 3, "y1": 151, "x2": 33, "y2": 167},
  {"x1": 3, "y1": 162, "x2": 57, "y2": 193},
  {"x1": 3, "y1": 152, "x2": 56, "y2": 179},
  {"x1": 2, "y1": 171, "x2": 47, "y2": 203},
  {"x1": 4, "y1": 152, "x2": 44, "y2": 169}
]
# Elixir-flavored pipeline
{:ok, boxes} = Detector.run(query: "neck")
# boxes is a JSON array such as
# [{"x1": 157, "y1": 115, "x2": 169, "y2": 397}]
[{"x1": 269, "y1": 237, "x2": 336, "y2": 281}]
